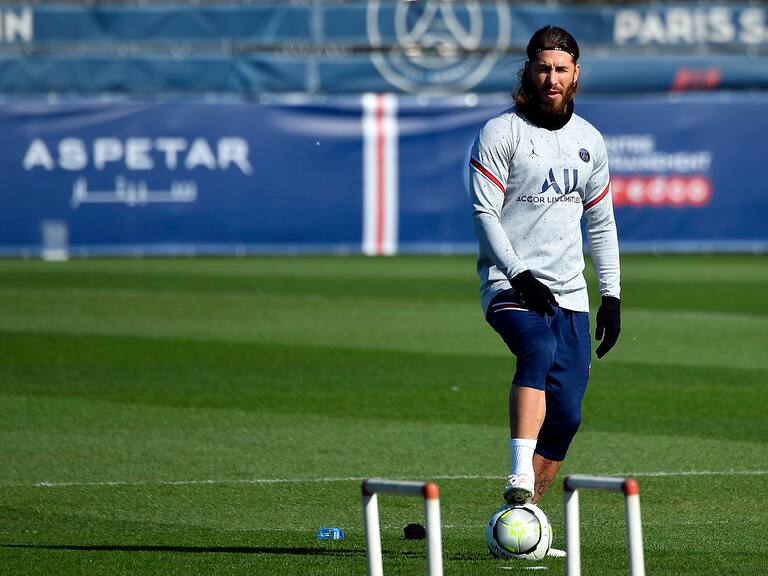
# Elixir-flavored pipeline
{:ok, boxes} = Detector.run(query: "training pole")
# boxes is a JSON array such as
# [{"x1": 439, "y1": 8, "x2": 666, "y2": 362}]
[
  {"x1": 362, "y1": 479, "x2": 443, "y2": 576},
  {"x1": 563, "y1": 475, "x2": 645, "y2": 576}
]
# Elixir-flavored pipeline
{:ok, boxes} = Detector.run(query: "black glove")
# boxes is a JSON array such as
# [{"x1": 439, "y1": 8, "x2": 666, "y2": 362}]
[
  {"x1": 510, "y1": 270, "x2": 557, "y2": 316},
  {"x1": 595, "y1": 296, "x2": 621, "y2": 359}
]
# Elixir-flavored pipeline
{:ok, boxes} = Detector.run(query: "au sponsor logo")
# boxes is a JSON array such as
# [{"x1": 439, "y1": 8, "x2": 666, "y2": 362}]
[{"x1": 541, "y1": 168, "x2": 578, "y2": 196}]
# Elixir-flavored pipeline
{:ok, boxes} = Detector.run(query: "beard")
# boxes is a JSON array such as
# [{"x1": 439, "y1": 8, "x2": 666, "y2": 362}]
[
  {"x1": 513, "y1": 70, "x2": 579, "y2": 130},
  {"x1": 537, "y1": 79, "x2": 578, "y2": 116}
]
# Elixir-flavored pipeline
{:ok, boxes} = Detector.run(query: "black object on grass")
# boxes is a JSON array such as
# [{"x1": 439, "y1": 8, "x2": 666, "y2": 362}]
[{"x1": 403, "y1": 523, "x2": 426, "y2": 540}]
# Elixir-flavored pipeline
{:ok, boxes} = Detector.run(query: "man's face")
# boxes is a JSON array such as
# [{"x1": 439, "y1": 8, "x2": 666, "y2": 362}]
[{"x1": 527, "y1": 50, "x2": 580, "y2": 114}]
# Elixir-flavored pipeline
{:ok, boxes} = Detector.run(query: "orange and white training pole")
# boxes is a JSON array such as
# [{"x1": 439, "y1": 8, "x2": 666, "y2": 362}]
[
  {"x1": 362, "y1": 479, "x2": 442, "y2": 576},
  {"x1": 563, "y1": 475, "x2": 645, "y2": 576}
]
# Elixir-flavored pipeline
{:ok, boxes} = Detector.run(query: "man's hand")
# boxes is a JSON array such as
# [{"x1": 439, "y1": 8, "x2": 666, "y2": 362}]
[
  {"x1": 595, "y1": 296, "x2": 621, "y2": 358},
  {"x1": 510, "y1": 270, "x2": 557, "y2": 316}
]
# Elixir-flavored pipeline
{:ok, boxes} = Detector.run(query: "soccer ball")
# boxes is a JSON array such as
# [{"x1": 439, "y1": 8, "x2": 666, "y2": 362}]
[{"x1": 485, "y1": 503, "x2": 552, "y2": 560}]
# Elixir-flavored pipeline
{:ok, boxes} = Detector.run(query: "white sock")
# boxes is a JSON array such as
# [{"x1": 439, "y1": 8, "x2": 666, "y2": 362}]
[{"x1": 510, "y1": 438, "x2": 536, "y2": 478}]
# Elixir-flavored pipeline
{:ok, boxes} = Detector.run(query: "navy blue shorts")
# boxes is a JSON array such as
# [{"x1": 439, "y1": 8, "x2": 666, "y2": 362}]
[{"x1": 486, "y1": 289, "x2": 591, "y2": 461}]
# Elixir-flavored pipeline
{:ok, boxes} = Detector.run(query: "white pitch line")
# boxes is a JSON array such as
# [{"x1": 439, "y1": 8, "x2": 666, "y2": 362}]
[
  {"x1": 2, "y1": 469, "x2": 767, "y2": 489},
  {"x1": 619, "y1": 469, "x2": 768, "y2": 478},
  {"x1": 28, "y1": 476, "x2": 368, "y2": 488}
]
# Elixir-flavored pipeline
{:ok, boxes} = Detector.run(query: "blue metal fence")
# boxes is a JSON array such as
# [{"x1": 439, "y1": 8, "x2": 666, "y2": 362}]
[{"x1": 0, "y1": 3, "x2": 765, "y2": 94}]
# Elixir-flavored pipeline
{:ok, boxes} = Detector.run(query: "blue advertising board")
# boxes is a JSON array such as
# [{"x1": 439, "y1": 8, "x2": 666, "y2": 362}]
[
  {"x1": 1, "y1": 92, "x2": 766, "y2": 256},
  {"x1": 579, "y1": 94, "x2": 766, "y2": 251},
  {"x1": 1, "y1": 96, "x2": 366, "y2": 254}
]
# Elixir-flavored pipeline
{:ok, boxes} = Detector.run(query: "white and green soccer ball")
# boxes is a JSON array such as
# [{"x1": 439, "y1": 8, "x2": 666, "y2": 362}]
[{"x1": 485, "y1": 502, "x2": 552, "y2": 560}]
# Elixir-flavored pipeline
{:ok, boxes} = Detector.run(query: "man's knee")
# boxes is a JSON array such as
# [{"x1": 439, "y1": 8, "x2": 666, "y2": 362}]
[
  {"x1": 559, "y1": 407, "x2": 583, "y2": 439},
  {"x1": 536, "y1": 408, "x2": 582, "y2": 461}
]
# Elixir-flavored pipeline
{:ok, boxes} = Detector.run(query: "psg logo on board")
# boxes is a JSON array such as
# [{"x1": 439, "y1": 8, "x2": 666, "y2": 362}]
[{"x1": 367, "y1": 0, "x2": 510, "y2": 94}]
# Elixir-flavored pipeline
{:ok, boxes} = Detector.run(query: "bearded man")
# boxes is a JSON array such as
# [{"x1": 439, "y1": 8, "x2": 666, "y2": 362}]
[{"x1": 468, "y1": 26, "x2": 622, "y2": 509}]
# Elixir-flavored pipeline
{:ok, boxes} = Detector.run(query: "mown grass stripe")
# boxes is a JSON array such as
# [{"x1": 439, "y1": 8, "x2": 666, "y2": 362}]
[{"x1": 2, "y1": 469, "x2": 765, "y2": 489}]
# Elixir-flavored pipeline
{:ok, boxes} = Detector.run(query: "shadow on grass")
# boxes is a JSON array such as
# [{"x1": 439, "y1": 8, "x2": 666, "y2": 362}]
[
  {"x1": 1, "y1": 543, "x2": 492, "y2": 562},
  {"x1": 1, "y1": 543, "x2": 367, "y2": 557}
]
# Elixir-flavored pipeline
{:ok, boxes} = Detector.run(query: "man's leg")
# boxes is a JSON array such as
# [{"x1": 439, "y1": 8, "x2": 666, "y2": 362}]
[
  {"x1": 509, "y1": 385, "x2": 545, "y2": 438},
  {"x1": 505, "y1": 385, "x2": 546, "y2": 503},
  {"x1": 486, "y1": 290, "x2": 558, "y2": 504},
  {"x1": 532, "y1": 310, "x2": 591, "y2": 501},
  {"x1": 532, "y1": 453, "x2": 562, "y2": 504}
]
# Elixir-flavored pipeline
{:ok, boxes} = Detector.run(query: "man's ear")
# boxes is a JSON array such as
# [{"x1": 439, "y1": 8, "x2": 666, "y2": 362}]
[{"x1": 573, "y1": 62, "x2": 580, "y2": 84}]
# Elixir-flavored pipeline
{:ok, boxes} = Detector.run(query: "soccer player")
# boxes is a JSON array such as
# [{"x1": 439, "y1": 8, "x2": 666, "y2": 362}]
[{"x1": 468, "y1": 26, "x2": 621, "y2": 507}]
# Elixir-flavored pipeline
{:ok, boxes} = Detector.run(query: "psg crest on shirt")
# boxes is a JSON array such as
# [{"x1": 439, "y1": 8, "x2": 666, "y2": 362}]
[
  {"x1": 367, "y1": 0, "x2": 510, "y2": 93},
  {"x1": 579, "y1": 148, "x2": 591, "y2": 162}
]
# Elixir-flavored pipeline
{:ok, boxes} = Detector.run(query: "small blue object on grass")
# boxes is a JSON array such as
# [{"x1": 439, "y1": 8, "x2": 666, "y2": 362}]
[{"x1": 316, "y1": 527, "x2": 345, "y2": 540}]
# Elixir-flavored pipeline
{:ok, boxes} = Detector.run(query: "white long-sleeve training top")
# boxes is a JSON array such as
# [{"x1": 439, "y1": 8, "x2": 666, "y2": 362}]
[{"x1": 469, "y1": 105, "x2": 620, "y2": 314}]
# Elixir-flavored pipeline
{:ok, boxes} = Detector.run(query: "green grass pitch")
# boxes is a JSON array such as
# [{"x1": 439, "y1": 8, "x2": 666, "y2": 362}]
[{"x1": 1, "y1": 254, "x2": 767, "y2": 575}]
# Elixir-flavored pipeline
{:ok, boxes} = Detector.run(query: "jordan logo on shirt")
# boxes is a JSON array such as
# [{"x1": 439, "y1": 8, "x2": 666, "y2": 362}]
[
  {"x1": 528, "y1": 140, "x2": 538, "y2": 157},
  {"x1": 541, "y1": 168, "x2": 578, "y2": 195}
]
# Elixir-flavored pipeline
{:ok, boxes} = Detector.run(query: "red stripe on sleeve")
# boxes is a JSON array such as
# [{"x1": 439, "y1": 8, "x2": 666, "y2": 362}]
[
  {"x1": 470, "y1": 158, "x2": 506, "y2": 194},
  {"x1": 584, "y1": 184, "x2": 610, "y2": 211}
]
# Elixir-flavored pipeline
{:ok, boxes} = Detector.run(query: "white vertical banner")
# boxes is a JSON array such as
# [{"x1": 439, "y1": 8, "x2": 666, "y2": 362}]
[{"x1": 362, "y1": 93, "x2": 399, "y2": 256}]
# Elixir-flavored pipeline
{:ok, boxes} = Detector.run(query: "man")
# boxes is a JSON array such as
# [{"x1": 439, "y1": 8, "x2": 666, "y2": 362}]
[{"x1": 468, "y1": 26, "x2": 621, "y2": 507}]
